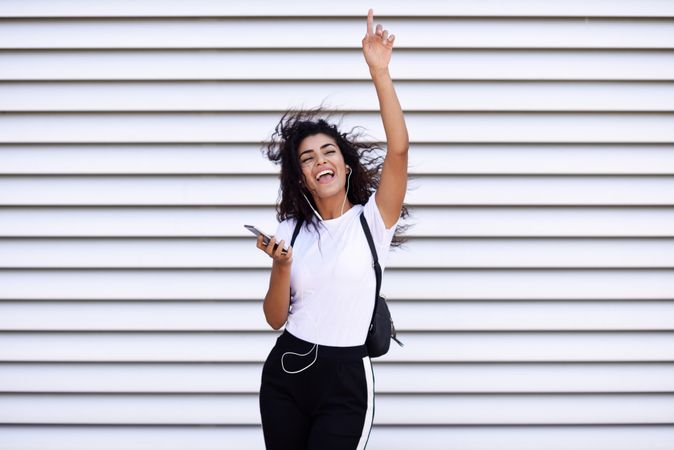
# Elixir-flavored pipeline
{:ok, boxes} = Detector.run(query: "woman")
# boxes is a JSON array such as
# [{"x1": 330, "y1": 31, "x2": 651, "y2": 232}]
[{"x1": 257, "y1": 9, "x2": 409, "y2": 450}]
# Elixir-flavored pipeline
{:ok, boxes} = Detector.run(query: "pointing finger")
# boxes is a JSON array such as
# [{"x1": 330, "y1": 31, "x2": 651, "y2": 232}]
[{"x1": 366, "y1": 8, "x2": 373, "y2": 36}]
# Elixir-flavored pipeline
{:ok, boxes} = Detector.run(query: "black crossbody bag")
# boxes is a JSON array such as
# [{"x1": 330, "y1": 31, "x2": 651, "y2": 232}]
[{"x1": 288, "y1": 212, "x2": 404, "y2": 358}]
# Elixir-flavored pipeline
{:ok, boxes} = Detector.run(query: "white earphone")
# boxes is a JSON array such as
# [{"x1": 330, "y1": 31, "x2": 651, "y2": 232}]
[{"x1": 282, "y1": 343, "x2": 318, "y2": 374}]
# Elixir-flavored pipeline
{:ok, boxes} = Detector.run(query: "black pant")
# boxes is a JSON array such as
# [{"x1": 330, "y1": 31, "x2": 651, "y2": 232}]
[{"x1": 259, "y1": 329, "x2": 375, "y2": 450}]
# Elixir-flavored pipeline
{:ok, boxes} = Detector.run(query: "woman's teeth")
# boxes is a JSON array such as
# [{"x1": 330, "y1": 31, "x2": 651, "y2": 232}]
[{"x1": 317, "y1": 173, "x2": 335, "y2": 184}]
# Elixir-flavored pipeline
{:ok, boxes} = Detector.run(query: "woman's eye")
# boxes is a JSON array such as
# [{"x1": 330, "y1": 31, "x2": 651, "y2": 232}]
[{"x1": 326, "y1": 150, "x2": 335, "y2": 154}]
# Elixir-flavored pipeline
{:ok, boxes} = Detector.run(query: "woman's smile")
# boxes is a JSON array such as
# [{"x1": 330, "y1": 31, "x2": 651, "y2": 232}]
[{"x1": 316, "y1": 170, "x2": 336, "y2": 185}]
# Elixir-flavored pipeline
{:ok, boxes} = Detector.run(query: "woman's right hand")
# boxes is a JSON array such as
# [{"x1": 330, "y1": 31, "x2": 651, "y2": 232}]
[{"x1": 256, "y1": 234, "x2": 293, "y2": 266}]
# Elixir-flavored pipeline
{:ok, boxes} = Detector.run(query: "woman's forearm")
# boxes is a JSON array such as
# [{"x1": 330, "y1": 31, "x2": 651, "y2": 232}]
[
  {"x1": 370, "y1": 68, "x2": 409, "y2": 155},
  {"x1": 262, "y1": 262, "x2": 292, "y2": 330}
]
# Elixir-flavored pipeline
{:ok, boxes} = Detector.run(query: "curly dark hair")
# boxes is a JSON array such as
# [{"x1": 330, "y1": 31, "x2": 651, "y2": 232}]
[{"x1": 261, "y1": 105, "x2": 412, "y2": 250}]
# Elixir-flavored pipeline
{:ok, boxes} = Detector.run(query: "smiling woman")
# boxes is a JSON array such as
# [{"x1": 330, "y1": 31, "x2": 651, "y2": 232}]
[
  {"x1": 298, "y1": 136, "x2": 345, "y2": 206},
  {"x1": 261, "y1": 111, "x2": 411, "y2": 246},
  {"x1": 255, "y1": 8, "x2": 411, "y2": 450}
]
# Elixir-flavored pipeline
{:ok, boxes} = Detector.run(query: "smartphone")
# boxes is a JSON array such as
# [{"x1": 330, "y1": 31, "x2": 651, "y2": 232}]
[{"x1": 244, "y1": 224, "x2": 288, "y2": 254}]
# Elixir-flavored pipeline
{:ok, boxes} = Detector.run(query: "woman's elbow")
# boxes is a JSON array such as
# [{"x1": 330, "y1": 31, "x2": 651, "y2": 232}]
[
  {"x1": 266, "y1": 316, "x2": 287, "y2": 330},
  {"x1": 263, "y1": 306, "x2": 287, "y2": 330}
]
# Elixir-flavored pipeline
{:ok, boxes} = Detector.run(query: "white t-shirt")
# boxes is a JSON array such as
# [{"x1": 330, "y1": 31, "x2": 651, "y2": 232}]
[{"x1": 272, "y1": 190, "x2": 400, "y2": 346}]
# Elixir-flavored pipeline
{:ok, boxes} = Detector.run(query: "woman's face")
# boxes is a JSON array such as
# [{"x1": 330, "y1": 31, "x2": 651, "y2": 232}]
[{"x1": 297, "y1": 133, "x2": 349, "y2": 199}]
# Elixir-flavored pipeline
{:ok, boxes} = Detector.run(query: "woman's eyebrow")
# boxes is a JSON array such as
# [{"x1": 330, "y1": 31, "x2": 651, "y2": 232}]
[{"x1": 299, "y1": 143, "x2": 335, "y2": 157}]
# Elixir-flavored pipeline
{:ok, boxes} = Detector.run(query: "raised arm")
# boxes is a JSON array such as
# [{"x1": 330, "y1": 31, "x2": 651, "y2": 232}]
[{"x1": 362, "y1": 8, "x2": 409, "y2": 229}]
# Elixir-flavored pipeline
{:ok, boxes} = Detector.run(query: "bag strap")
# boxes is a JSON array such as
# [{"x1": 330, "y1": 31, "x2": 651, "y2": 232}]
[
  {"x1": 359, "y1": 212, "x2": 382, "y2": 333},
  {"x1": 286, "y1": 216, "x2": 304, "y2": 299},
  {"x1": 290, "y1": 216, "x2": 303, "y2": 248},
  {"x1": 359, "y1": 212, "x2": 382, "y2": 297}
]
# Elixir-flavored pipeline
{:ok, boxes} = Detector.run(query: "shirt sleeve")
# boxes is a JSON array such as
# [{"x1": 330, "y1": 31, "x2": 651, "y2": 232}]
[{"x1": 362, "y1": 190, "x2": 400, "y2": 266}]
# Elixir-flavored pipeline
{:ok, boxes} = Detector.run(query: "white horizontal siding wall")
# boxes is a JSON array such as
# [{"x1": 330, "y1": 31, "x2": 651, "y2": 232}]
[{"x1": 1, "y1": 1, "x2": 674, "y2": 449}]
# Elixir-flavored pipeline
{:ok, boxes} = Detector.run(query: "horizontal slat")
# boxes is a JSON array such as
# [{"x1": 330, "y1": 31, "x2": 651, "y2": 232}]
[
  {"x1": 1, "y1": 238, "x2": 674, "y2": 269},
  {"x1": 2, "y1": 81, "x2": 674, "y2": 112},
  {"x1": 2, "y1": 175, "x2": 674, "y2": 205},
  {"x1": 1, "y1": 269, "x2": 672, "y2": 300},
  {"x1": 1, "y1": 51, "x2": 673, "y2": 81},
  {"x1": 1, "y1": 301, "x2": 673, "y2": 331},
  {"x1": 0, "y1": 206, "x2": 286, "y2": 237},
  {"x1": 1, "y1": 425, "x2": 673, "y2": 450},
  {"x1": 2, "y1": 393, "x2": 674, "y2": 424},
  {"x1": 4, "y1": 81, "x2": 674, "y2": 112},
  {"x1": 1, "y1": 332, "x2": 673, "y2": 362},
  {"x1": 1, "y1": 0, "x2": 673, "y2": 18},
  {"x1": 2, "y1": 19, "x2": 674, "y2": 49},
  {"x1": 2, "y1": 144, "x2": 674, "y2": 174},
  {"x1": 1, "y1": 112, "x2": 673, "y2": 143},
  {"x1": 0, "y1": 206, "x2": 674, "y2": 237},
  {"x1": 1, "y1": 206, "x2": 673, "y2": 238},
  {"x1": 3, "y1": 362, "x2": 674, "y2": 393}
]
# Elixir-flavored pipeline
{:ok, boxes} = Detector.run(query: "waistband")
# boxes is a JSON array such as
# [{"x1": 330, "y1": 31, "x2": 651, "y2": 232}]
[{"x1": 278, "y1": 329, "x2": 368, "y2": 360}]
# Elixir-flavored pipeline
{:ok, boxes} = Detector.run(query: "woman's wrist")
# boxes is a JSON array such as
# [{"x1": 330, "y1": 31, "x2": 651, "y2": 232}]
[
  {"x1": 272, "y1": 260, "x2": 292, "y2": 271},
  {"x1": 369, "y1": 67, "x2": 390, "y2": 79}
]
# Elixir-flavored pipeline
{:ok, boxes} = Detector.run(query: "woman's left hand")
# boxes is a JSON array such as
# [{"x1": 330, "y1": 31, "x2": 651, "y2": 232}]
[{"x1": 362, "y1": 8, "x2": 395, "y2": 73}]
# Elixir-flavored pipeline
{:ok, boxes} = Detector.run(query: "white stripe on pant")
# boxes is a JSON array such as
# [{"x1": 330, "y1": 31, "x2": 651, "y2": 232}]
[{"x1": 357, "y1": 355, "x2": 375, "y2": 450}]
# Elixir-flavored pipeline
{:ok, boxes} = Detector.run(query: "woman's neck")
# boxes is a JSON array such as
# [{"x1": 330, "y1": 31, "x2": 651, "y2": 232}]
[{"x1": 314, "y1": 194, "x2": 353, "y2": 220}]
